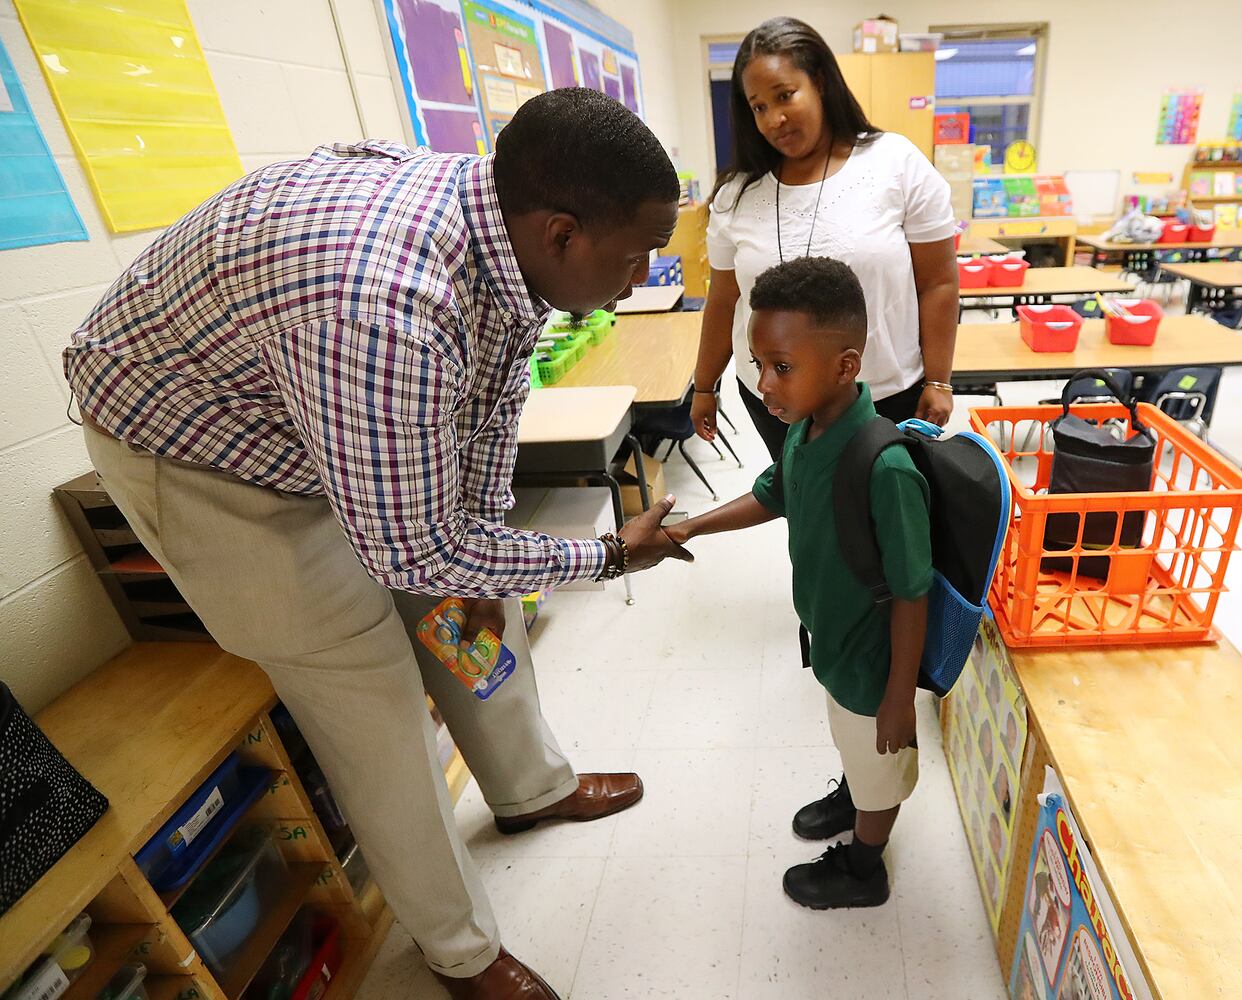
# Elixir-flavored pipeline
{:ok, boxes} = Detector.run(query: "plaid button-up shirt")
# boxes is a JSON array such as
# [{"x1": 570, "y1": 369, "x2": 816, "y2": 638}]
[{"x1": 65, "y1": 142, "x2": 606, "y2": 595}]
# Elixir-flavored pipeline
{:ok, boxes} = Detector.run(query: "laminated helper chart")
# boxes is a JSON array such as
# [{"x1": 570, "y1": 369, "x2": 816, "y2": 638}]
[{"x1": 377, "y1": 0, "x2": 643, "y2": 153}]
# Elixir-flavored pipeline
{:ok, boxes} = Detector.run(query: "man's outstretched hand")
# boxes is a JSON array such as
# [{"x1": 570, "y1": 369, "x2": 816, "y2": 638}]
[{"x1": 619, "y1": 494, "x2": 694, "y2": 572}]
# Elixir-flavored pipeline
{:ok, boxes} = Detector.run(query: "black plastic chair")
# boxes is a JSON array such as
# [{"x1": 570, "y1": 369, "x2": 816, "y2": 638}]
[
  {"x1": 631, "y1": 390, "x2": 723, "y2": 500},
  {"x1": 1140, "y1": 367, "x2": 1222, "y2": 439}
]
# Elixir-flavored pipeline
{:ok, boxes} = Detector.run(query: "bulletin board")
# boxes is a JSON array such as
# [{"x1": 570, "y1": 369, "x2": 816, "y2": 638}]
[
  {"x1": 13, "y1": 0, "x2": 243, "y2": 233},
  {"x1": 376, "y1": 0, "x2": 642, "y2": 154},
  {"x1": 0, "y1": 36, "x2": 87, "y2": 250},
  {"x1": 943, "y1": 615, "x2": 1028, "y2": 932}
]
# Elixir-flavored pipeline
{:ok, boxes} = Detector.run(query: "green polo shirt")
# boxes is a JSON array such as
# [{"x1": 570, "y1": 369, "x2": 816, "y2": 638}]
[{"x1": 752, "y1": 384, "x2": 933, "y2": 716}]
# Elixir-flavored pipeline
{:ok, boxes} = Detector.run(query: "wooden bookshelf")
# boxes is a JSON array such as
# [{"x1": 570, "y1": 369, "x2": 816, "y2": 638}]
[{"x1": 0, "y1": 644, "x2": 471, "y2": 997}]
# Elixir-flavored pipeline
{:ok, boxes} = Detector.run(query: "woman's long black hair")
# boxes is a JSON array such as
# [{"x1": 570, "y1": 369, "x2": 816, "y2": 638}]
[{"x1": 712, "y1": 17, "x2": 880, "y2": 210}]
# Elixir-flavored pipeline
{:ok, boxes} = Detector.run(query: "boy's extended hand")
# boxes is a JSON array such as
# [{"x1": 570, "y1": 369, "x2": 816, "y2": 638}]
[
  {"x1": 619, "y1": 494, "x2": 695, "y2": 571},
  {"x1": 875, "y1": 693, "x2": 917, "y2": 755}
]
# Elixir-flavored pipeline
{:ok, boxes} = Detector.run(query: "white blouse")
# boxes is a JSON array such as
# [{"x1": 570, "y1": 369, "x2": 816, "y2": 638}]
[{"x1": 707, "y1": 132, "x2": 955, "y2": 400}]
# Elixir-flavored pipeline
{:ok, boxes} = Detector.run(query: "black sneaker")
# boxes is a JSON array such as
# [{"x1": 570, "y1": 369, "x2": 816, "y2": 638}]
[
  {"x1": 782, "y1": 842, "x2": 890, "y2": 909},
  {"x1": 791, "y1": 776, "x2": 854, "y2": 840}
]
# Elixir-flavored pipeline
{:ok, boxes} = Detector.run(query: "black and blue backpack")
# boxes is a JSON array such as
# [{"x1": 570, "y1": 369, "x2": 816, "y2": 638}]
[{"x1": 783, "y1": 417, "x2": 1012, "y2": 696}]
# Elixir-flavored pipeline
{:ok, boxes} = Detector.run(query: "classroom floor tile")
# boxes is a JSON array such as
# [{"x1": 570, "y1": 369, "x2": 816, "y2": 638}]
[{"x1": 360, "y1": 327, "x2": 1242, "y2": 997}]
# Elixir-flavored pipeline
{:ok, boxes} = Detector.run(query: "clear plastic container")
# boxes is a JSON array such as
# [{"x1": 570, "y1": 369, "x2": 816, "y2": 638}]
[
  {"x1": 172, "y1": 828, "x2": 291, "y2": 976},
  {"x1": 97, "y1": 964, "x2": 148, "y2": 1000},
  {"x1": 4, "y1": 913, "x2": 95, "y2": 1000}
]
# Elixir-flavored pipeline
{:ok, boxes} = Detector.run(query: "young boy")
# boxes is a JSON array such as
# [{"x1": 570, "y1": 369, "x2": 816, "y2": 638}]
[{"x1": 665, "y1": 256, "x2": 932, "y2": 908}]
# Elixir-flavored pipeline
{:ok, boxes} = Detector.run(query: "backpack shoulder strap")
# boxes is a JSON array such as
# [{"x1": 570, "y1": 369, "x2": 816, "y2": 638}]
[{"x1": 833, "y1": 418, "x2": 911, "y2": 607}]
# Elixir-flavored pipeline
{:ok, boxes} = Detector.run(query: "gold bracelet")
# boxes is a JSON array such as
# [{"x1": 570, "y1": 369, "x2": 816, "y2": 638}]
[{"x1": 923, "y1": 380, "x2": 954, "y2": 393}]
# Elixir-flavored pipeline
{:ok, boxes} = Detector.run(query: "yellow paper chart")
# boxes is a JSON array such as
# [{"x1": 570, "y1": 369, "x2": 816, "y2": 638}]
[{"x1": 15, "y1": 0, "x2": 243, "y2": 233}]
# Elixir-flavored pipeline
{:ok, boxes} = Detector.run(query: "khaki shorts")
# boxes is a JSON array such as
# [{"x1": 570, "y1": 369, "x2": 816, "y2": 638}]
[{"x1": 827, "y1": 690, "x2": 919, "y2": 812}]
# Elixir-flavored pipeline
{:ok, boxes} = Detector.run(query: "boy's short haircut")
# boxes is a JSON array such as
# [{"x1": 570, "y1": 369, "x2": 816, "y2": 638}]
[{"x1": 749, "y1": 256, "x2": 868, "y2": 347}]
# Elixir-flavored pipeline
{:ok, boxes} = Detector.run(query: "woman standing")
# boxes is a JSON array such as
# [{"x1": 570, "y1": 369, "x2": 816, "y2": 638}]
[{"x1": 691, "y1": 17, "x2": 959, "y2": 459}]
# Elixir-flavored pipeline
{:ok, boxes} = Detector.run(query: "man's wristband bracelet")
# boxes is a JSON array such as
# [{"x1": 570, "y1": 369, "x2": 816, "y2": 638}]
[
  {"x1": 596, "y1": 532, "x2": 629, "y2": 580},
  {"x1": 692, "y1": 387, "x2": 716, "y2": 394},
  {"x1": 923, "y1": 380, "x2": 954, "y2": 393}
]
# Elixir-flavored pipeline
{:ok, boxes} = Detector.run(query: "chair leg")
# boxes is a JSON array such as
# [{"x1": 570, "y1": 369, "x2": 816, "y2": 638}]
[
  {"x1": 708, "y1": 439, "x2": 724, "y2": 460},
  {"x1": 661, "y1": 439, "x2": 676, "y2": 462},
  {"x1": 716, "y1": 428, "x2": 743, "y2": 468},
  {"x1": 717, "y1": 401, "x2": 738, "y2": 433},
  {"x1": 677, "y1": 440, "x2": 719, "y2": 501}
]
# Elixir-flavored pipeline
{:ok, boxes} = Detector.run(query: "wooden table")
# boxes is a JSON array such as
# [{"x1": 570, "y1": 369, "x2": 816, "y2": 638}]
[
  {"x1": 1159, "y1": 261, "x2": 1242, "y2": 313},
  {"x1": 959, "y1": 266, "x2": 1133, "y2": 314},
  {"x1": 965, "y1": 216, "x2": 1078, "y2": 266},
  {"x1": 953, "y1": 314, "x2": 1242, "y2": 383},
  {"x1": 958, "y1": 234, "x2": 1009, "y2": 256},
  {"x1": 557, "y1": 311, "x2": 701, "y2": 407},
  {"x1": 1078, "y1": 230, "x2": 1242, "y2": 267},
  {"x1": 1009, "y1": 639, "x2": 1242, "y2": 997}
]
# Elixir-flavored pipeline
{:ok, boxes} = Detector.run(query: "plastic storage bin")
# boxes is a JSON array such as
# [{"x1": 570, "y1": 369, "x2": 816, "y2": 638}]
[
  {"x1": 245, "y1": 909, "x2": 314, "y2": 1000},
  {"x1": 970, "y1": 402, "x2": 1242, "y2": 648},
  {"x1": 1017, "y1": 305, "x2": 1083, "y2": 352},
  {"x1": 1158, "y1": 221, "x2": 1190, "y2": 244},
  {"x1": 97, "y1": 964, "x2": 149, "y2": 1000},
  {"x1": 1188, "y1": 223, "x2": 1216, "y2": 243},
  {"x1": 289, "y1": 915, "x2": 343, "y2": 1000},
  {"x1": 957, "y1": 260, "x2": 990, "y2": 288},
  {"x1": 135, "y1": 751, "x2": 272, "y2": 892},
  {"x1": 3, "y1": 914, "x2": 94, "y2": 1000},
  {"x1": 1105, "y1": 299, "x2": 1163, "y2": 346},
  {"x1": 172, "y1": 828, "x2": 291, "y2": 976},
  {"x1": 987, "y1": 256, "x2": 1030, "y2": 287}
]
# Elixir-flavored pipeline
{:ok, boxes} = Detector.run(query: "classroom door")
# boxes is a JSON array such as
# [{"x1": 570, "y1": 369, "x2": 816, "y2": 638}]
[{"x1": 710, "y1": 76, "x2": 734, "y2": 175}]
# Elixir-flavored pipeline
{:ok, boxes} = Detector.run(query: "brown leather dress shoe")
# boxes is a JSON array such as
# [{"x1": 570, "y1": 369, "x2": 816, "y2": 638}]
[
  {"x1": 433, "y1": 949, "x2": 560, "y2": 999},
  {"x1": 494, "y1": 772, "x2": 644, "y2": 834}
]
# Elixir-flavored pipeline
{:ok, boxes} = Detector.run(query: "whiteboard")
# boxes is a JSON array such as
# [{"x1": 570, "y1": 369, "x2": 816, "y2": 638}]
[{"x1": 1064, "y1": 170, "x2": 1121, "y2": 221}]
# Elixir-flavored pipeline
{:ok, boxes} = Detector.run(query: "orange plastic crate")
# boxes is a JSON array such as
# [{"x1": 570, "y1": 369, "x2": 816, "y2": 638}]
[{"x1": 969, "y1": 402, "x2": 1242, "y2": 648}]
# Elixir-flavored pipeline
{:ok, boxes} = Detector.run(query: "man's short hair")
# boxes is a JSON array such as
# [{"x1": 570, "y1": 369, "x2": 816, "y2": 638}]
[
  {"x1": 493, "y1": 88, "x2": 679, "y2": 228},
  {"x1": 750, "y1": 256, "x2": 868, "y2": 347}
]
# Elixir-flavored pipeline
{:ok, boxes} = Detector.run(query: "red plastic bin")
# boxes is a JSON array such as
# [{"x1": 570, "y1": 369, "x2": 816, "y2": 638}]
[
  {"x1": 1017, "y1": 304, "x2": 1083, "y2": 353},
  {"x1": 958, "y1": 260, "x2": 990, "y2": 288},
  {"x1": 1105, "y1": 298, "x2": 1163, "y2": 346},
  {"x1": 1188, "y1": 223, "x2": 1216, "y2": 243},
  {"x1": 290, "y1": 915, "x2": 342, "y2": 1000},
  {"x1": 1158, "y1": 221, "x2": 1190, "y2": 244},
  {"x1": 987, "y1": 256, "x2": 1030, "y2": 287}
]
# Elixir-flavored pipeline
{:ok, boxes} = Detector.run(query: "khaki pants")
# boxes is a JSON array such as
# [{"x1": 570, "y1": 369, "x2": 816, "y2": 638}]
[{"x1": 84, "y1": 425, "x2": 578, "y2": 978}]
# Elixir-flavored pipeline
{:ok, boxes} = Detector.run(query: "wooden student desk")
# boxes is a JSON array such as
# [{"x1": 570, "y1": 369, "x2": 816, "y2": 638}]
[
  {"x1": 515, "y1": 386, "x2": 648, "y2": 603},
  {"x1": 556, "y1": 312, "x2": 701, "y2": 407},
  {"x1": 1159, "y1": 261, "x2": 1242, "y2": 313},
  {"x1": 1078, "y1": 230, "x2": 1242, "y2": 267},
  {"x1": 952, "y1": 314, "x2": 1242, "y2": 383},
  {"x1": 958, "y1": 266, "x2": 1133, "y2": 315},
  {"x1": 958, "y1": 235, "x2": 1009, "y2": 256},
  {"x1": 984, "y1": 637, "x2": 1242, "y2": 998}
]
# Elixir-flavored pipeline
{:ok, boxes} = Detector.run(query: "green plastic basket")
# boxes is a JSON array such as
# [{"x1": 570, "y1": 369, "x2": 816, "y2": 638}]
[{"x1": 536, "y1": 348, "x2": 579, "y2": 385}]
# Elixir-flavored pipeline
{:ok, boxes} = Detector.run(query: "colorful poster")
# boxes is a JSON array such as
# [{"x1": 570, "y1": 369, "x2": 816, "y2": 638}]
[
  {"x1": 1229, "y1": 93, "x2": 1242, "y2": 142},
  {"x1": 381, "y1": 0, "x2": 487, "y2": 154},
  {"x1": 0, "y1": 37, "x2": 87, "y2": 250},
  {"x1": 944, "y1": 615, "x2": 1028, "y2": 930},
  {"x1": 378, "y1": 0, "x2": 643, "y2": 153},
  {"x1": 14, "y1": 0, "x2": 242, "y2": 233},
  {"x1": 1154, "y1": 90, "x2": 1202, "y2": 145},
  {"x1": 1009, "y1": 772, "x2": 1154, "y2": 1000},
  {"x1": 543, "y1": 21, "x2": 578, "y2": 88},
  {"x1": 462, "y1": 0, "x2": 547, "y2": 147}
]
